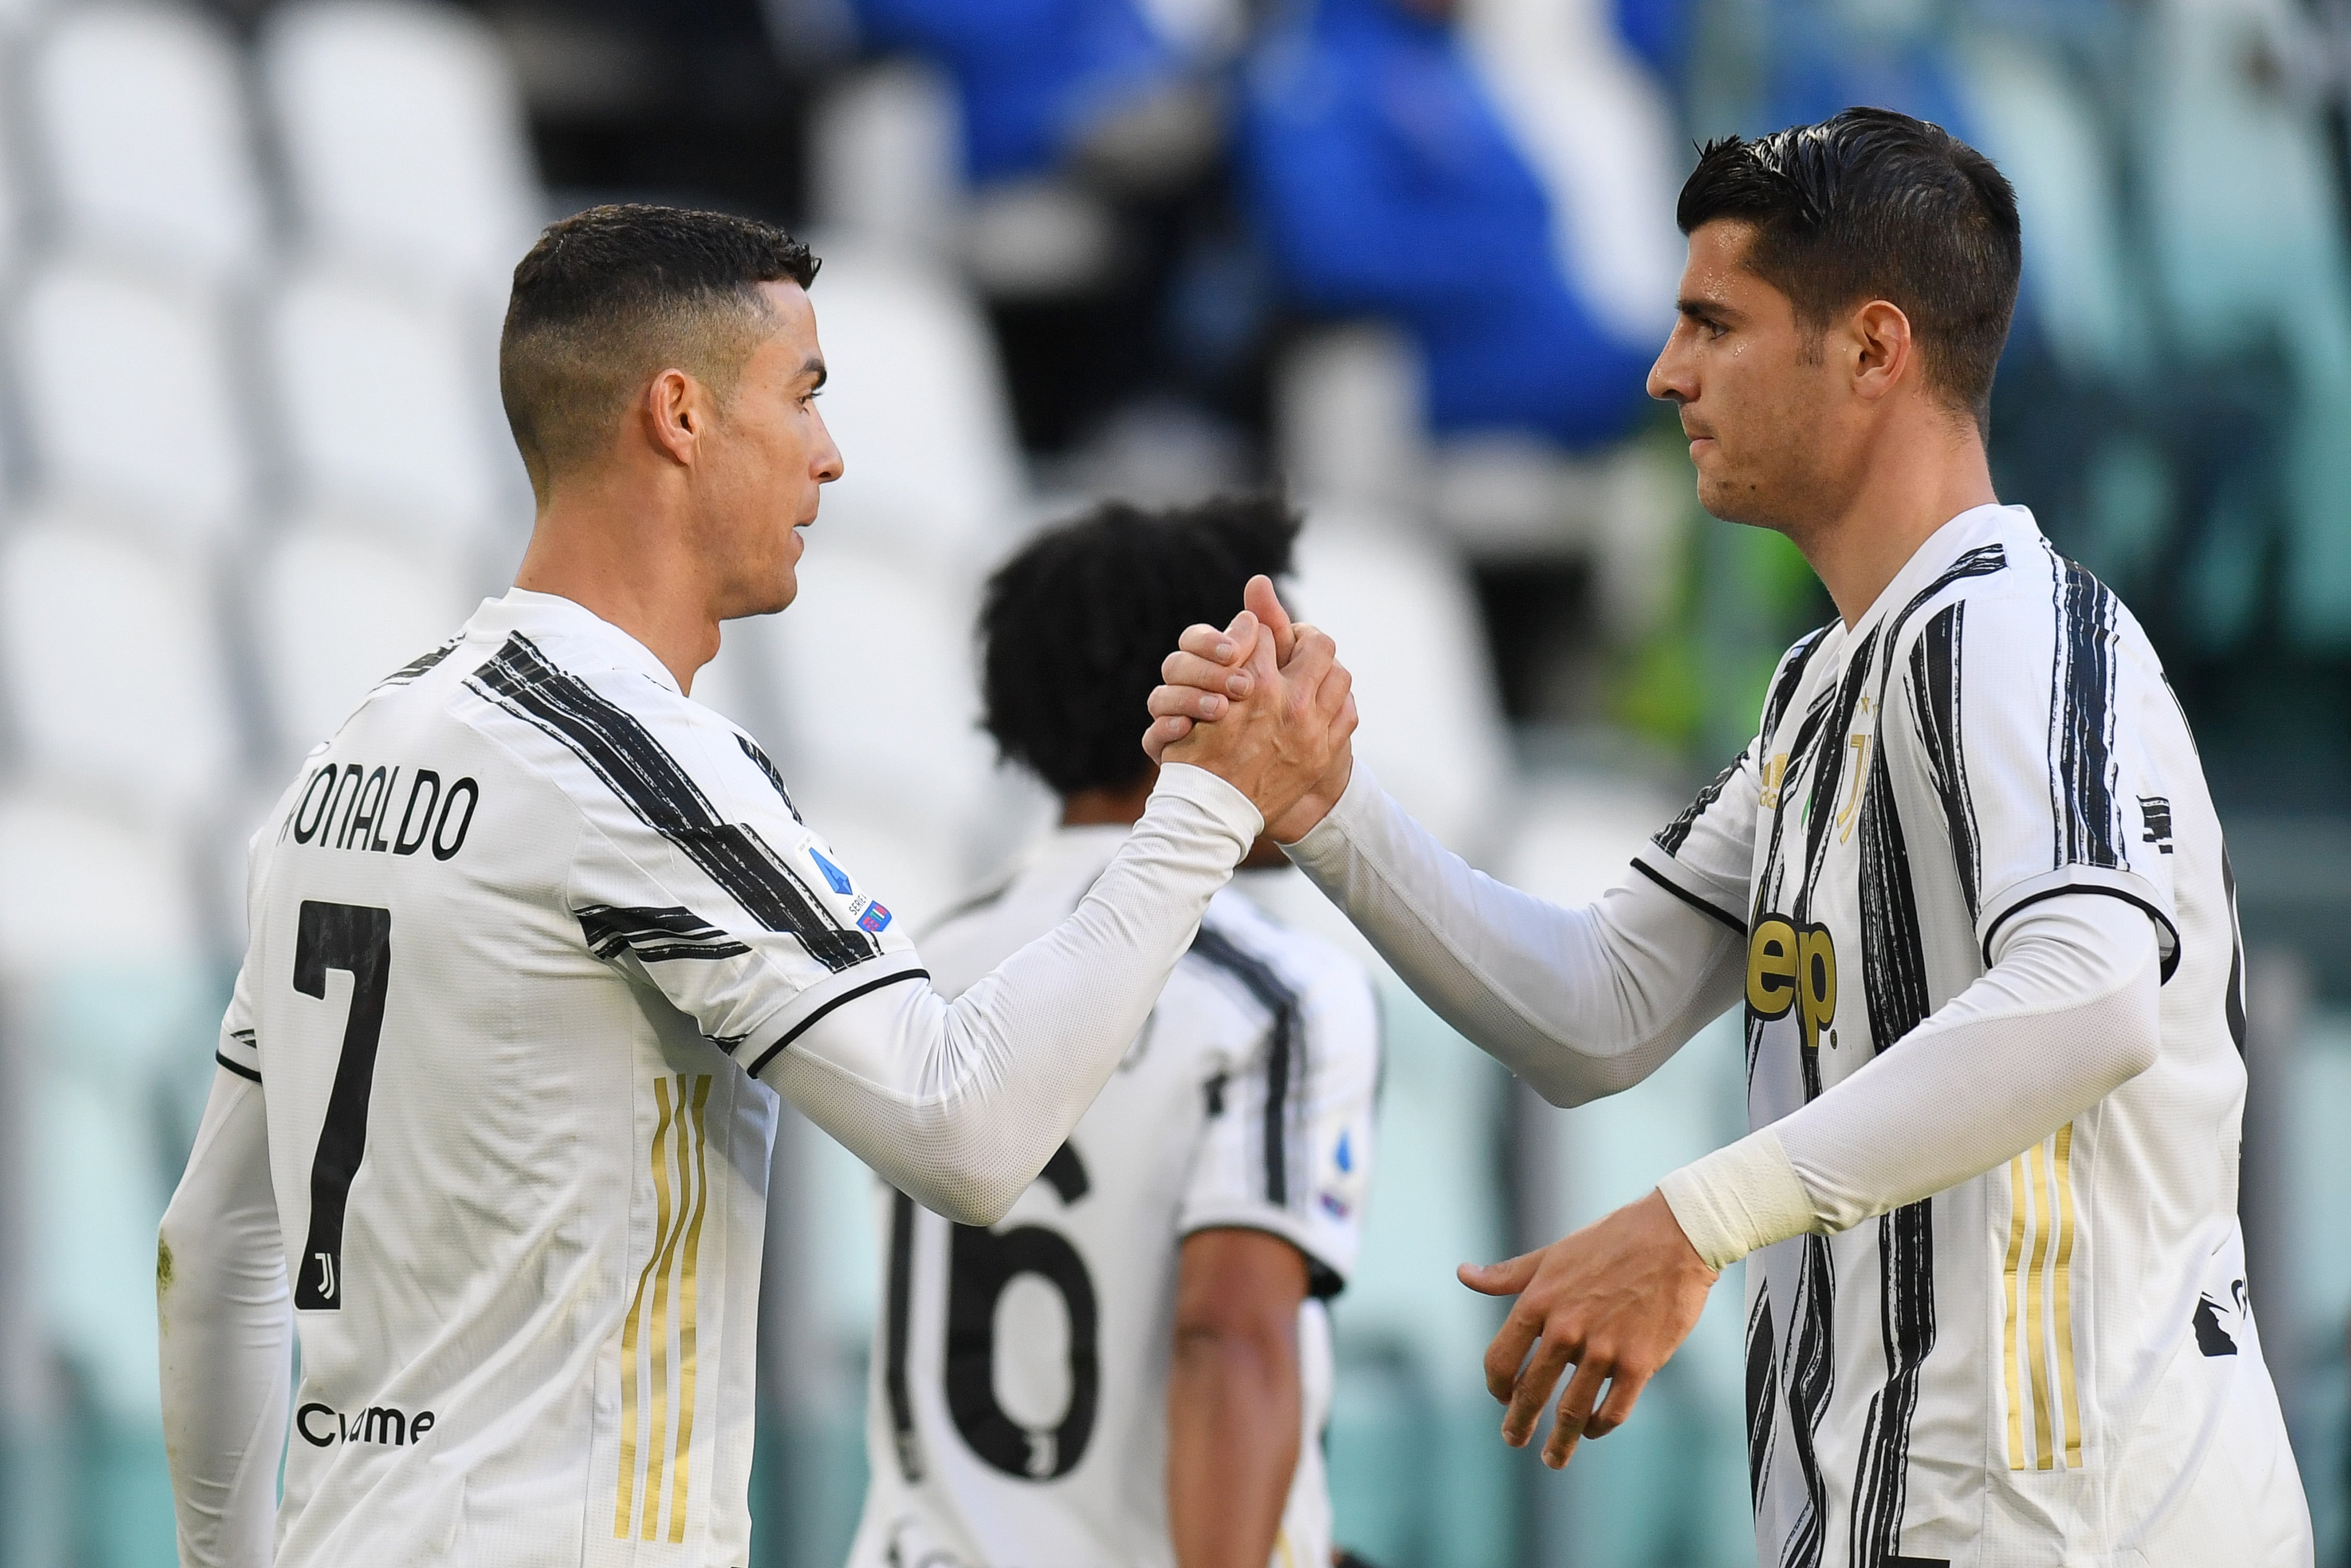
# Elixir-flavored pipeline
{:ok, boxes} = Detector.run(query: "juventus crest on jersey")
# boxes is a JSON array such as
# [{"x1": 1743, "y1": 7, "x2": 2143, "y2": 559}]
[
  {"x1": 847, "y1": 830, "x2": 1380, "y2": 1568},
  {"x1": 1633, "y1": 506, "x2": 2308, "y2": 1565}
]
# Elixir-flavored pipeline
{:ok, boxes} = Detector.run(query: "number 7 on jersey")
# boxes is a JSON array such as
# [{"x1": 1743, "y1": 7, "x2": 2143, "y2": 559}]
[{"x1": 292, "y1": 900, "x2": 393, "y2": 1311}]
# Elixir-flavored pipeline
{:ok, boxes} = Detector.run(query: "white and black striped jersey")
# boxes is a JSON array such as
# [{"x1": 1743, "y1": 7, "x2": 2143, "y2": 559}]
[
  {"x1": 1636, "y1": 504, "x2": 2307, "y2": 1565},
  {"x1": 846, "y1": 829, "x2": 1380, "y2": 1568},
  {"x1": 215, "y1": 588, "x2": 932, "y2": 1567}
]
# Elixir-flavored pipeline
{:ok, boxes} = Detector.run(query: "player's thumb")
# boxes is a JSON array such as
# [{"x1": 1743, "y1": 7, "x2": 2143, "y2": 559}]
[
  {"x1": 1458, "y1": 1251, "x2": 1541, "y2": 1297},
  {"x1": 1244, "y1": 575, "x2": 1297, "y2": 665}
]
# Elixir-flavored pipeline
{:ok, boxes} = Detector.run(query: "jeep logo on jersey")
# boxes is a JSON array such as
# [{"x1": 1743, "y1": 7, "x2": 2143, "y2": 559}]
[
  {"x1": 286, "y1": 761, "x2": 479, "y2": 861},
  {"x1": 1747, "y1": 915, "x2": 1836, "y2": 1051},
  {"x1": 295, "y1": 1401, "x2": 437, "y2": 1447}
]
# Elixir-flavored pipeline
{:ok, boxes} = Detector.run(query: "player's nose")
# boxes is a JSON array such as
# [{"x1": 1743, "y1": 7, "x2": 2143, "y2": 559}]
[{"x1": 812, "y1": 408, "x2": 845, "y2": 483}]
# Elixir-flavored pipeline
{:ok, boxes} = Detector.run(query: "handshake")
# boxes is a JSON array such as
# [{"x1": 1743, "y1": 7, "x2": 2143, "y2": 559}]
[{"x1": 1140, "y1": 575, "x2": 1358, "y2": 842}]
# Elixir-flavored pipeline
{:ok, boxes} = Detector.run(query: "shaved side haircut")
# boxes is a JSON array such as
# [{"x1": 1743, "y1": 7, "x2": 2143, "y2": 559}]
[
  {"x1": 1678, "y1": 108, "x2": 2021, "y2": 432},
  {"x1": 499, "y1": 203, "x2": 820, "y2": 498}
]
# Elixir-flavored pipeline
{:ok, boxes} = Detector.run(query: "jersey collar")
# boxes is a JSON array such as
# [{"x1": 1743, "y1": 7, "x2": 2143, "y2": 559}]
[
  {"x1": 464, "y1": 588, "x2": 684, "y2": 695},
  {"x1": 1847, "y1": 502, "x2": 2039, "y2": 644}
]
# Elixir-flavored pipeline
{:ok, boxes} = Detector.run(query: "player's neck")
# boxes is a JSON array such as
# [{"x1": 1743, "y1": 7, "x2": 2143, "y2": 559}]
[
  {"x1": 514, "y1": 480, "x2": 721, "y2": 695},
  {"x1": 1790, "y1": 409, "x2": 1997, "y2": 630}
]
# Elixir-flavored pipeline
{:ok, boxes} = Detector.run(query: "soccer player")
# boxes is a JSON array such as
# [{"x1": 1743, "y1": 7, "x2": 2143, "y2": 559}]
[
  {"x1": 1146, "y1": 111, "x2": 2314, "y2": 1564},
  {"x1": 154, "y1": 205, "x2": 1354, "y2": 1567},
  {"x1": 846, "y1": 499, "x2": 1380, "y2": 1568}
]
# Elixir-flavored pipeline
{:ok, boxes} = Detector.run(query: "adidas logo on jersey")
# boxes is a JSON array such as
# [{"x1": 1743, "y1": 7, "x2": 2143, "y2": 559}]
[{"x1": 296, "y1": 1400, "x2": 437, "y2": 1448}]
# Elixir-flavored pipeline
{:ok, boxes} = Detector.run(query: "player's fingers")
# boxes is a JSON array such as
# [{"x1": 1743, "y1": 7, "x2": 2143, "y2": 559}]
[
  {"x1": 1281, "y1": 628, "x2": 1337, "y2": 695},
  {"x1": 1584, "y1": 1364, "x2": 1652, "y2": 1441},
  {"x1": 1176, "y1": 615, "x2": 1255, "y2": 667},
  {"x1": 1148, "y1": 683, "x2": 1228, "y2": 722},
  {"x1": 1502, "y1": 1333, "x2": 1577, "y2": 1449},
  {"x1": 1142, "y1": 714, "x2": 1191, "y2": 762},
  {"x1": 1458, "y1": 1251, "x2": 1542, "y2": 1298},
  {"x1": 1480, "y1": 1299, "x2": 1541, "y2": 1403},
  {"x1": 1312, "y1": 658, "x2": 1354, "y2": 719},
  {"x1": 1161, "y1": 648, "x2": 1254, "y2": 697},
  {"x1": 1244, "y1": 575, "x2": 1297, "y2": 664},
  {"x1": 1542, "y1": 1356, "x2": 1612, "y2": 1468}
]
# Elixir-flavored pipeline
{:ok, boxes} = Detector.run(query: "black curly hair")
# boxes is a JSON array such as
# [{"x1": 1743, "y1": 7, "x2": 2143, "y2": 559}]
[{"x1": 978, "y1": 495, "x2": 1301, "y2": 798}]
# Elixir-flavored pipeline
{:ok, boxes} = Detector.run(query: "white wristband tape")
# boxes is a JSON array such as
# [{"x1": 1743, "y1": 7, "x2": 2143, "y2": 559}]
[{"x1": 1657, "y1": 1129, "x2": 1817, "y2": 1271}]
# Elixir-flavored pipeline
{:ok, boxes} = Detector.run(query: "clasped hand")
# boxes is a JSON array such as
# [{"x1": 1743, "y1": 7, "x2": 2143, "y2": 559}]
[{"x1": 1143, "y1": 576, "x2": 1356, "y2": 842}]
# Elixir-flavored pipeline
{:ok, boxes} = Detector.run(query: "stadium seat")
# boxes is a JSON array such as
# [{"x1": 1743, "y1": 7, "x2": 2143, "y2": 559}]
[
  {"x1": 28, "y1": 1, "x2": 270, "y2": 283},
  {"x1": 794, "y1": 240, "x2": 1028, "y2": 570},
  {"x1": 0, "y1": 517, "x2": 240, "y2": 826},
  {"x1": 251, "y1": 520, "x2": 473, "y2": 763},
  {"x1": 0, "y1": 789, "x2": 215, "y2": 1427},
  {"x1": 259, "y1": 0, "x2": 542, "y2": 301},
  {"x1": 808, "y1": 59, "x2": 963, "y2": 259},
  {"x1": 1286, "y1": 518, "x2": 1511, "y2": 857},
  {"x1": 736, "y1": 545, "x2": 1015, "y2": 900},
  {"x1": 263, "y1": 263, "x2": 516, "y2": 555},
  {"x1": 15, "y1": 260, "x2": 250, "y2": 549},
  {"x1": 1458, "y1": 0, "x2": 1682, "y2": 353},
  {"x1": 1951, "y1": 31, "x2": 2141, "y2": 381},
  {"x1": 2141, "y1": 0, "x2": 2351, "y2": 643},
  {"x1": 1274, "y1": 324, "x2": 1429, "y2": 519}
]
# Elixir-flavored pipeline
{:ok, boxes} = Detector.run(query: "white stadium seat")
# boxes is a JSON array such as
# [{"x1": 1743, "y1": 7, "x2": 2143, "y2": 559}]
[
  {"x1": 252, "y1": 520, "x2": 472, "y2": 761},
  {"x1": 16, "y1": 260, "x2": 249, "y2": 548},
  {"x1": 265, "y1": 264, "x2": 511, "y2": 552},
  {"x1": 1287, "y1": 519, "x2": 1511, "y2": 857},
  {"x1": 0, "y1": 517, "x2": 239, "y2": 824},
  {"x1": 260, "y1": 0, "x2": 541, "y2": 299},
  {"x1": 28, "y1": 1, "x2": 270, "y2": 282},
  {"x1": 0, "y1": 791, "x2": 213, "y2": 1421},
  {"x1": 797, "y1": 241, "x2": 1027, "y2": 569}
]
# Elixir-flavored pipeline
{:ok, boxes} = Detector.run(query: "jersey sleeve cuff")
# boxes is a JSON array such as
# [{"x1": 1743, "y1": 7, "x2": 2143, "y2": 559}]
[
  {"x1": 1279, "y1": 758, "x2": 1381, "y2": 879},
  {"x1": 1149, "y1": 762, "x2": 1264, "y2": 851},
  {"x1": 1630, "y1": 842, "x2": 1747, "y2": 934},
  {"x1": 1657, "y1": 1128, "x2": 1815, "y2": 1271},
  {"x1": 1177, "y1": 1205, "x2": 1357, "y2": 1298},
  {"x1": 1978, "y1": 865, "x2": 2180, "y2": 983}
]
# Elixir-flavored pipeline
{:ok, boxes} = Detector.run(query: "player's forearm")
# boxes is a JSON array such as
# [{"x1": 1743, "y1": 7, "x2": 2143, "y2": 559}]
[
  {"x1": 159, "y1": 1071, "x2": 290, "y2": 1567},
  {"x1": 761, "y1": 764, "x2": 1260, "y2": 1225},
  {"x1": 1661, "y1": 895, "x2": 2163, "y2": 1268},
  {"x1": 1283, "y1": 763, "x2": 1743, "y2": 1105},
  {"x1": 1167, "y1": 1326, "x2": 1302, "y2": 1568}
]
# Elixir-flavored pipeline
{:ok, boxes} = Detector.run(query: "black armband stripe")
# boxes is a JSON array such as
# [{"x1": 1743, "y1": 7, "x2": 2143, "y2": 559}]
[
  {"x1": 216, "y1": 1051, "x2": 262, "y2": 1084},
  {"x1": 1632, "y1": 858, "x2": 1746, "y2": 934}
]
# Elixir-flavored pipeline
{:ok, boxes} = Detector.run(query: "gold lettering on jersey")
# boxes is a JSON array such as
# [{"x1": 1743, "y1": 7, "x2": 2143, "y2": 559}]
[
  {"x1": 2003, "y1": 1123, "x2": 2083, "y2": 1471},
  {"x1": 285, "y1": 759, "x2": 479, "y2": 861},
  {"x1": 1745, "y1": 917, "x2": 1836, "y2": 1052},
  {"x1": 1758, "y1": 753, "x2": 1789, "y2": 811},
  {"x1": 615, "y1": 1074, "x2": 714, "y2": 1542}
]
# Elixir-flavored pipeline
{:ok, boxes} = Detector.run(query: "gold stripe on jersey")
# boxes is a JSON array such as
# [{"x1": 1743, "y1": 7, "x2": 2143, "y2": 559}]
[
  {"x1": 2052, "y1": 1122, "x2": 2084, "y2": 1466},
  {"x1": 2003, "y1": 1125, "x2": 2084, "y2": 1471},
  {"x1": 615, "y1": 1081, "x2": 681, "y2": 1536},
  {"x1": 2001, "y1": 1151, "x2": 2029, "y2": 1469},
  {"x1": 615, "y1": 1074, "x2": 714, "y2": 1539},
  {"x1": 667, "y1": 1076, "x2": 713, "y2": 1542}
]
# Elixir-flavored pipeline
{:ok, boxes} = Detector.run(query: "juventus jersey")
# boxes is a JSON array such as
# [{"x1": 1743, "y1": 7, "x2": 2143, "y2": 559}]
[
  {"x1": 218, "y1": 589, "x2": 927, "y2": 1567},
  {"x1": 847, "y1": 829, "x2": 1380, "y2": 1568},
  {"x1": 1635, "y1": 505, "x2": 2307, "y2": 1565}
]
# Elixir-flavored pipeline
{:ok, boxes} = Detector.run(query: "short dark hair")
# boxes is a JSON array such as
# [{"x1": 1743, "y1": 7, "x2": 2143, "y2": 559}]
[
  {"x1": 1676, "y1": 108, "x2": 2021, "y2": 429},
  {"x1": 499, "y1": 203, "x2": 820, "y2": 497},
  {"x1": 979, "y1": 496, "x2": 1302, "y2": 798}
]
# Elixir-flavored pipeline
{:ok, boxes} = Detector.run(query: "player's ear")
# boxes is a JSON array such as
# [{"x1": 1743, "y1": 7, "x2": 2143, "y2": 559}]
[
  {"x1": 644, "y1": 368, "x2": 702, "y2": 466},
  {"x1": 1848, "y1": 300, "x2": 1912, "y2": 403}
]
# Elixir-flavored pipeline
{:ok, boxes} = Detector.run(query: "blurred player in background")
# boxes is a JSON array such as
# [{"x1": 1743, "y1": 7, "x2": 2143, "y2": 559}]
[
  {"x1": 1148, "y1": 111, "x2": 2313, "y2": 1565},
  {"x1": 154, "y1": 206, "x2": 1354, "y2": 1568},
  {"x1": 848, "y1": 498, "x2": 1380, "y2": 1568}
]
